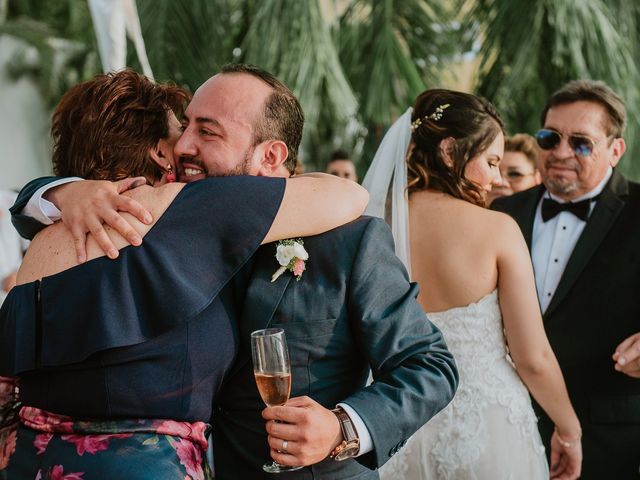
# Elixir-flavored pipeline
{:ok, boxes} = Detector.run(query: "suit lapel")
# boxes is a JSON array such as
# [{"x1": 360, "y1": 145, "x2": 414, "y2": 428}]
[
  {"x1": 545, "y1": 172, "x2": 627, "y2": 317},
  {"x1": 226, "y1": 247, "x2": 293, "y2": 379}
]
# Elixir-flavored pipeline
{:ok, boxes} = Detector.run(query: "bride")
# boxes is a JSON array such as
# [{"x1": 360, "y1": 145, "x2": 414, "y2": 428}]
[{"x1": 367, "y1": 89, "x2": 582, "y2": 479}]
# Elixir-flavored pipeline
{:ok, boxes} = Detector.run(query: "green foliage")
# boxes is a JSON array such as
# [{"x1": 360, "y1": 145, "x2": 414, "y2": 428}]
[
  {"x1": 337, "y1": 0, "x2": 455, "y2": 173},
  {"x1": 3, "y1": 0, "x2": 639, "y2": 179},
  {"x1": 468, "y1": 0, "x2": 640, "y2": 180},
  {"x1": 136, "y1": 0, "x2": 243, "y2": 90},
  {"x1": 240, "y1": 0, "x2": 357, "y2": 170}
]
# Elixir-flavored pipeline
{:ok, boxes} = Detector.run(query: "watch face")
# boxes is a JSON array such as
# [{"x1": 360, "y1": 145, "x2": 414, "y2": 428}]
[{"x1": 335, "y1": 444, "x2": 360, "y2": 461}]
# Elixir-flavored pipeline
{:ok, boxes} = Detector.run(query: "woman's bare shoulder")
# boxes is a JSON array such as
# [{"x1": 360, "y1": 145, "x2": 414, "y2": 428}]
[{"x1": 17, "y1": 183, "x2": 186, "y2": 285}]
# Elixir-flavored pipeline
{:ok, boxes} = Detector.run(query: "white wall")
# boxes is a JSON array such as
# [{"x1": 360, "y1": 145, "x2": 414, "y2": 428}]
[{"x1": 0, "y1": 35, "x2": 51, "y2": 191}]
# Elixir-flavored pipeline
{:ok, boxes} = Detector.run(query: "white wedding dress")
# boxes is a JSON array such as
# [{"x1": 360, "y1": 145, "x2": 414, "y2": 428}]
[{"x1": 379, "y1": 289, "x2": 548, "y2": 480}]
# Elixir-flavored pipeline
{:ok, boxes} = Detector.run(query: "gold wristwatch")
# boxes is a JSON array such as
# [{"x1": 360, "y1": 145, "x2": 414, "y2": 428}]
[{"x1": 329, "y1": 407, "x2": 360, "y2": 461}]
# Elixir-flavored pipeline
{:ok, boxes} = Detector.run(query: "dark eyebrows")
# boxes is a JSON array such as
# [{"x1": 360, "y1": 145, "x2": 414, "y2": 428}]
[{"x1": 182, "y1": 114, "x2": 225, "y2": 134}]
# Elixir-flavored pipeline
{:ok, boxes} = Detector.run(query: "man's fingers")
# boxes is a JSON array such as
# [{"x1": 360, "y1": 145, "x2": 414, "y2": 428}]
[
  {"x1": 86, "y1": 218, "x2": 119, "y2": 259},
  {"x1": 285, "y1": 396, "x2": 312, "y2": 407},
  {"x1": 265, "y1": 420, "x2": 299, "y2": 440},
  {"x1": 115, "y1": 195, "x2": 153, "y2": 225},
  {"x1": 614, "y1": 333, "x2": 640, "y2": 357},
  {"x1": 262, "y1": 405, "x2": 307, "y2": 424},
  {"x1": 102, "y1": 210, "x2": 142, "y2": 246},
  {"x1": 115, "y1": 176, "x2": 147, "y2": 194},
  {"x1": 617, "y1": 340, "x2": 640, "y2": 366},
  {"x1": 267, "y1": 435, "x2": 298, "y2": 454},
  {"x1": 269, "y1": 448, "x2": 303, "y2": 467}
]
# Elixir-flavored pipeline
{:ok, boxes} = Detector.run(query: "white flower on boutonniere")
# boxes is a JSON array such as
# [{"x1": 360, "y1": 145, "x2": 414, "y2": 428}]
[{"x1": 271, "y1": 238, "x2": 309, "y2": 282}]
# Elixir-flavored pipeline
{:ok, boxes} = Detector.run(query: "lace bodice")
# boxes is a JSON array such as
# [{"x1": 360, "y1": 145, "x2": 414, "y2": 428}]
[
  {"x1": 427, "y1": 289, "x2": 512, "y2": 377},
  {"x1": 381, "y1": 289, "x2": 547, "y2": 480}
]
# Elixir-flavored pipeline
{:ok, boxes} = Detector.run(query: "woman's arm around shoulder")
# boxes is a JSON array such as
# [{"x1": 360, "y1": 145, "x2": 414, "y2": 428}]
[{"x1": 262, "y1": 173, "x2": 368, "y2": 244}]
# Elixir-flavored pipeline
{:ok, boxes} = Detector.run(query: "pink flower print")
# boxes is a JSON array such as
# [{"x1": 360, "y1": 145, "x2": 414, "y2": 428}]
[
  {"x1": 0, "y1": 376, "x2": 18, "y2": 406},
  {"x1": 49, "y1": 465, "x2": 84, "y2": 480},
  {"x1": 0, "y1": 428, "x2": 17, "y2": 469},
  {"x1": 293, "y1": 258, "x2": 306, "y2": 277},
  {"x1": 34, "y1": 432, "x2": 54, "y2": 455},
  {"x1": 175, "y1": 438, "x2": 205, "y2": 480},
  {"x1": 61, "y1": 433, "x2": 133, "y2": 456},
  {"x1": 154, "y1": 420, "x2": 209, "y2": 451}
]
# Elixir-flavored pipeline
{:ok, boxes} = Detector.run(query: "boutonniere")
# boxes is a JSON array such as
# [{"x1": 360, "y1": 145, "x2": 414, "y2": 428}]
[{"x1": 271, "y1": 238, "x2": 309, "y2": 282}]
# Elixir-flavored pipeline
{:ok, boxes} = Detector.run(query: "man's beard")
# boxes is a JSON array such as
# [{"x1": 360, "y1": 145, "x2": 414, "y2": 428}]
[
  {"x1": 208, "y1": 145, "x2": 255, "y2": 177},
  {"x1": 180, "y1": 145, "x2": 255, "y2": 177},
  {"x1": 543, "y1": 156, "x2": 582, "y2": 196}
]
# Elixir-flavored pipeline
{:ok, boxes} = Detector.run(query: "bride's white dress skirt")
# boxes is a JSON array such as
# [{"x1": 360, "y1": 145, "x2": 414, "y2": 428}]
[{"x1": 380, "y1": 290, "x2": 548, "y2": 480}]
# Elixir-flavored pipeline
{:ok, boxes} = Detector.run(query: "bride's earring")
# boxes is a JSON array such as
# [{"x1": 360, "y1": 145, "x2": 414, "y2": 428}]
[{"x1": 165, "y1": 164, "x2": 176, "y2": 183}]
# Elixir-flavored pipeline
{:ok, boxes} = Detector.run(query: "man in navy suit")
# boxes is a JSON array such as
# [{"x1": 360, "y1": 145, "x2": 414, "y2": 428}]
[
  {"x1": 493, "y1": 80, "x2": 640, "y2": 479},
  {"x1": 12, "y1": 64, "x2": 458, "y2": 479}
]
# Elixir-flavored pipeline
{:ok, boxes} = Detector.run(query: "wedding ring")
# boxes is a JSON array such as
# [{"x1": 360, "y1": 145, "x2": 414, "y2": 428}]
[{"x1": 282, "y1": 439, "x2": 288, "y2": 453}]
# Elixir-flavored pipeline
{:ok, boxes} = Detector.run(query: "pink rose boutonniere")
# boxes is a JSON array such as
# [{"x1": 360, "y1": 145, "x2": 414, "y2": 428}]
[{"x1": 271, "y1": 239, "x2": 309, "y2": 282}]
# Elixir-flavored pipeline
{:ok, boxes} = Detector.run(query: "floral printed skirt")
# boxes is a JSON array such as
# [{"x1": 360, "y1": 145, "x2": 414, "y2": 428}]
[{"x1": 1, "y1": 401, "x2": 212, "y2": 480}]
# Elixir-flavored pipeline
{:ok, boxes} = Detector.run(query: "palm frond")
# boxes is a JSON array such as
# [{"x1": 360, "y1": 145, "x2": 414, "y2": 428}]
[{"x1": 467, "y1": 0, "x2": 640, "y2": 180}]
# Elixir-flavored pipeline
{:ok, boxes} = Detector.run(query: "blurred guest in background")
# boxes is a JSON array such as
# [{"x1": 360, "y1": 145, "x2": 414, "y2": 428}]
[
  {"x1": 326, "y1": 149, "x2": 358, "y2": 182},
  {"x1": 487, "y1": 133, "x2": 541, "y2": 204}
]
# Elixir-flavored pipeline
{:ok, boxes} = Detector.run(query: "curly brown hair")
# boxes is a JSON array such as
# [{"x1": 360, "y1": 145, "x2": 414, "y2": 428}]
[
  {"x1": 407, "y1": 89, "x2": 504, "y2": 207},
  {"x1": 52, "y1": 70, "x2": 190, "y2": 183}
]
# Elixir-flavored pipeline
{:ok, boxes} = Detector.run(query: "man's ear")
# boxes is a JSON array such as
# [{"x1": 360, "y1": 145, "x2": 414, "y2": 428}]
[
  {"x1": 609, "y1": 137, "x2": 626, "y2": 168},
  {"x1": 257, "y1": 140, "x2": 289, "y2": 176},
  {"x1": 439, "y1": 137, "x2": 456, "y2": 167}
]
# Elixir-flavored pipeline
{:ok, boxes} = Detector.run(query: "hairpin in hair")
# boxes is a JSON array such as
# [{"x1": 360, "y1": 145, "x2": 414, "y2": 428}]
[{"x1": 411, "y1": 103, "x2": 451, "y2": 131}]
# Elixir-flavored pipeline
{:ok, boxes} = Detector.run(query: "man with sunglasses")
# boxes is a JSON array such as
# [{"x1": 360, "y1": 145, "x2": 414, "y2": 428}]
[{"x1": 493, "y1": 80, "x2": 640, "y2": 479}]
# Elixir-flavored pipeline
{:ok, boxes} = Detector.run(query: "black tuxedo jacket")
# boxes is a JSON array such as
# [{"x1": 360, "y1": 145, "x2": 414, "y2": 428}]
[
  {"x1": 12, "y1": 179, "x2": 458, "y2": 480},
  {"x1": 492, "y1": 171, "x2": 640, "y2": 479}
]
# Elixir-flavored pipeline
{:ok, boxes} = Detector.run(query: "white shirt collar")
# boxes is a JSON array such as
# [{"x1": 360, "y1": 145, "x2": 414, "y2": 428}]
[{"x1": 546, "y1": 166, "x2": 612, "y2": 203}]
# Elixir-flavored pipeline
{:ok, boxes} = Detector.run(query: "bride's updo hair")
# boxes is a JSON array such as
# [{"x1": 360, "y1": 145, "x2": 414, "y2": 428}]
[{"x1": 407, "y1": 89, "x2": 504, "y2": 206}]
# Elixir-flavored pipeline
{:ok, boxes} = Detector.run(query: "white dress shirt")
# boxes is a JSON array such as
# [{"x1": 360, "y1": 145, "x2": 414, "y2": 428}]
[
  {"x1": 23, "y1": 177, "x2": 84, "y2": 225},
  {"x1": 21, "y1": 176, "x2": 375, "y2": 456},
  {"x1": 532, "y1": 168, "x2": 612, "y2": 313}
]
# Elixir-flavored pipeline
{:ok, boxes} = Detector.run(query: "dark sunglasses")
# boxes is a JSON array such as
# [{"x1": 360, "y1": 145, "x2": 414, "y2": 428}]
[{"x1": 535, "y1": 129, "x2": 605, "y2": 157}]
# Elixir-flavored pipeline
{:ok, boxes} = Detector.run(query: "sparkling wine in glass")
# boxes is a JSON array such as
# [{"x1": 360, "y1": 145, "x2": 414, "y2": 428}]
[{"x1": 251, "y1": 328, "x2": 303, "y2": 474}]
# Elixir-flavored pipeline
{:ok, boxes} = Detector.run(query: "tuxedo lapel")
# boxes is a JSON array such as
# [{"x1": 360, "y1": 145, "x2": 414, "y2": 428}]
[
  {"x1": 511, "y1": 186, "x2": 544, "y2": 250},
  {"x1": 545, "y1": 172, "x2": 627, "y2": 317}
]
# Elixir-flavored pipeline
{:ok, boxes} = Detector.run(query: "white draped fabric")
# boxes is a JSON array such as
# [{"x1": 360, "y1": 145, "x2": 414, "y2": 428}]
[
  {"x1": 88, "y1": 0, "x2": 153, "y2": 79},
  {"x1": 361, "y1": 108, "x2": 413, "y2": 274}
]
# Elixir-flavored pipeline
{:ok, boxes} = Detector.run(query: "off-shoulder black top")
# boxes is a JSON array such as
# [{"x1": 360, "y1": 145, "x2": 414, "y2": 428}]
[{"x1": 0, "y1": 176, "x2": 285, "y2": 422}]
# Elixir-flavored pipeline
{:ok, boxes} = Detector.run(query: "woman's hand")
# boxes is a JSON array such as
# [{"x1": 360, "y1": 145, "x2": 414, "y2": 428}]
[
  {"x1": 549, "y1": 429, "x2": 582, "y2": 480},
  {"x1": 47, "y1": 177, "x2": 152, "y2": 262}
]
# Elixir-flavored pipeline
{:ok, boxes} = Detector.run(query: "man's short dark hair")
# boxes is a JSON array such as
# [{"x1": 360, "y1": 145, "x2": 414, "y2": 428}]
[
  {"x1": 541, "y1": 80, "x2": 627, "y2": 138},
  {"x1": 330, "y1": 149, "x2": 351, "y2": 162},
  {"x1": 221, "y1": 63, "x2": 304, "y2": 174}
]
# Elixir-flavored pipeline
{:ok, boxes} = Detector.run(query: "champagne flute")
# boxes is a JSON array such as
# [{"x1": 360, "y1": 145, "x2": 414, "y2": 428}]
[{"x1": 251, "y1": 328, "x2": 303, "y2": 473}]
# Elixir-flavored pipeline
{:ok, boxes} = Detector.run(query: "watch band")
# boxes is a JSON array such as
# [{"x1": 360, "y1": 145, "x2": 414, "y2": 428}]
[
  {"x1": 329, "y1": 407, "x2": 360, "y2": 460},
  {"x1": 332, "y1": 407, "x2": 358, "y2": 441}
]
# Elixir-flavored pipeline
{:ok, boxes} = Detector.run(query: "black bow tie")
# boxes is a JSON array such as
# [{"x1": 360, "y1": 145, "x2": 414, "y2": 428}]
[{"x1": 541, "y1": 197, "x2": 593, "y2": 222}]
